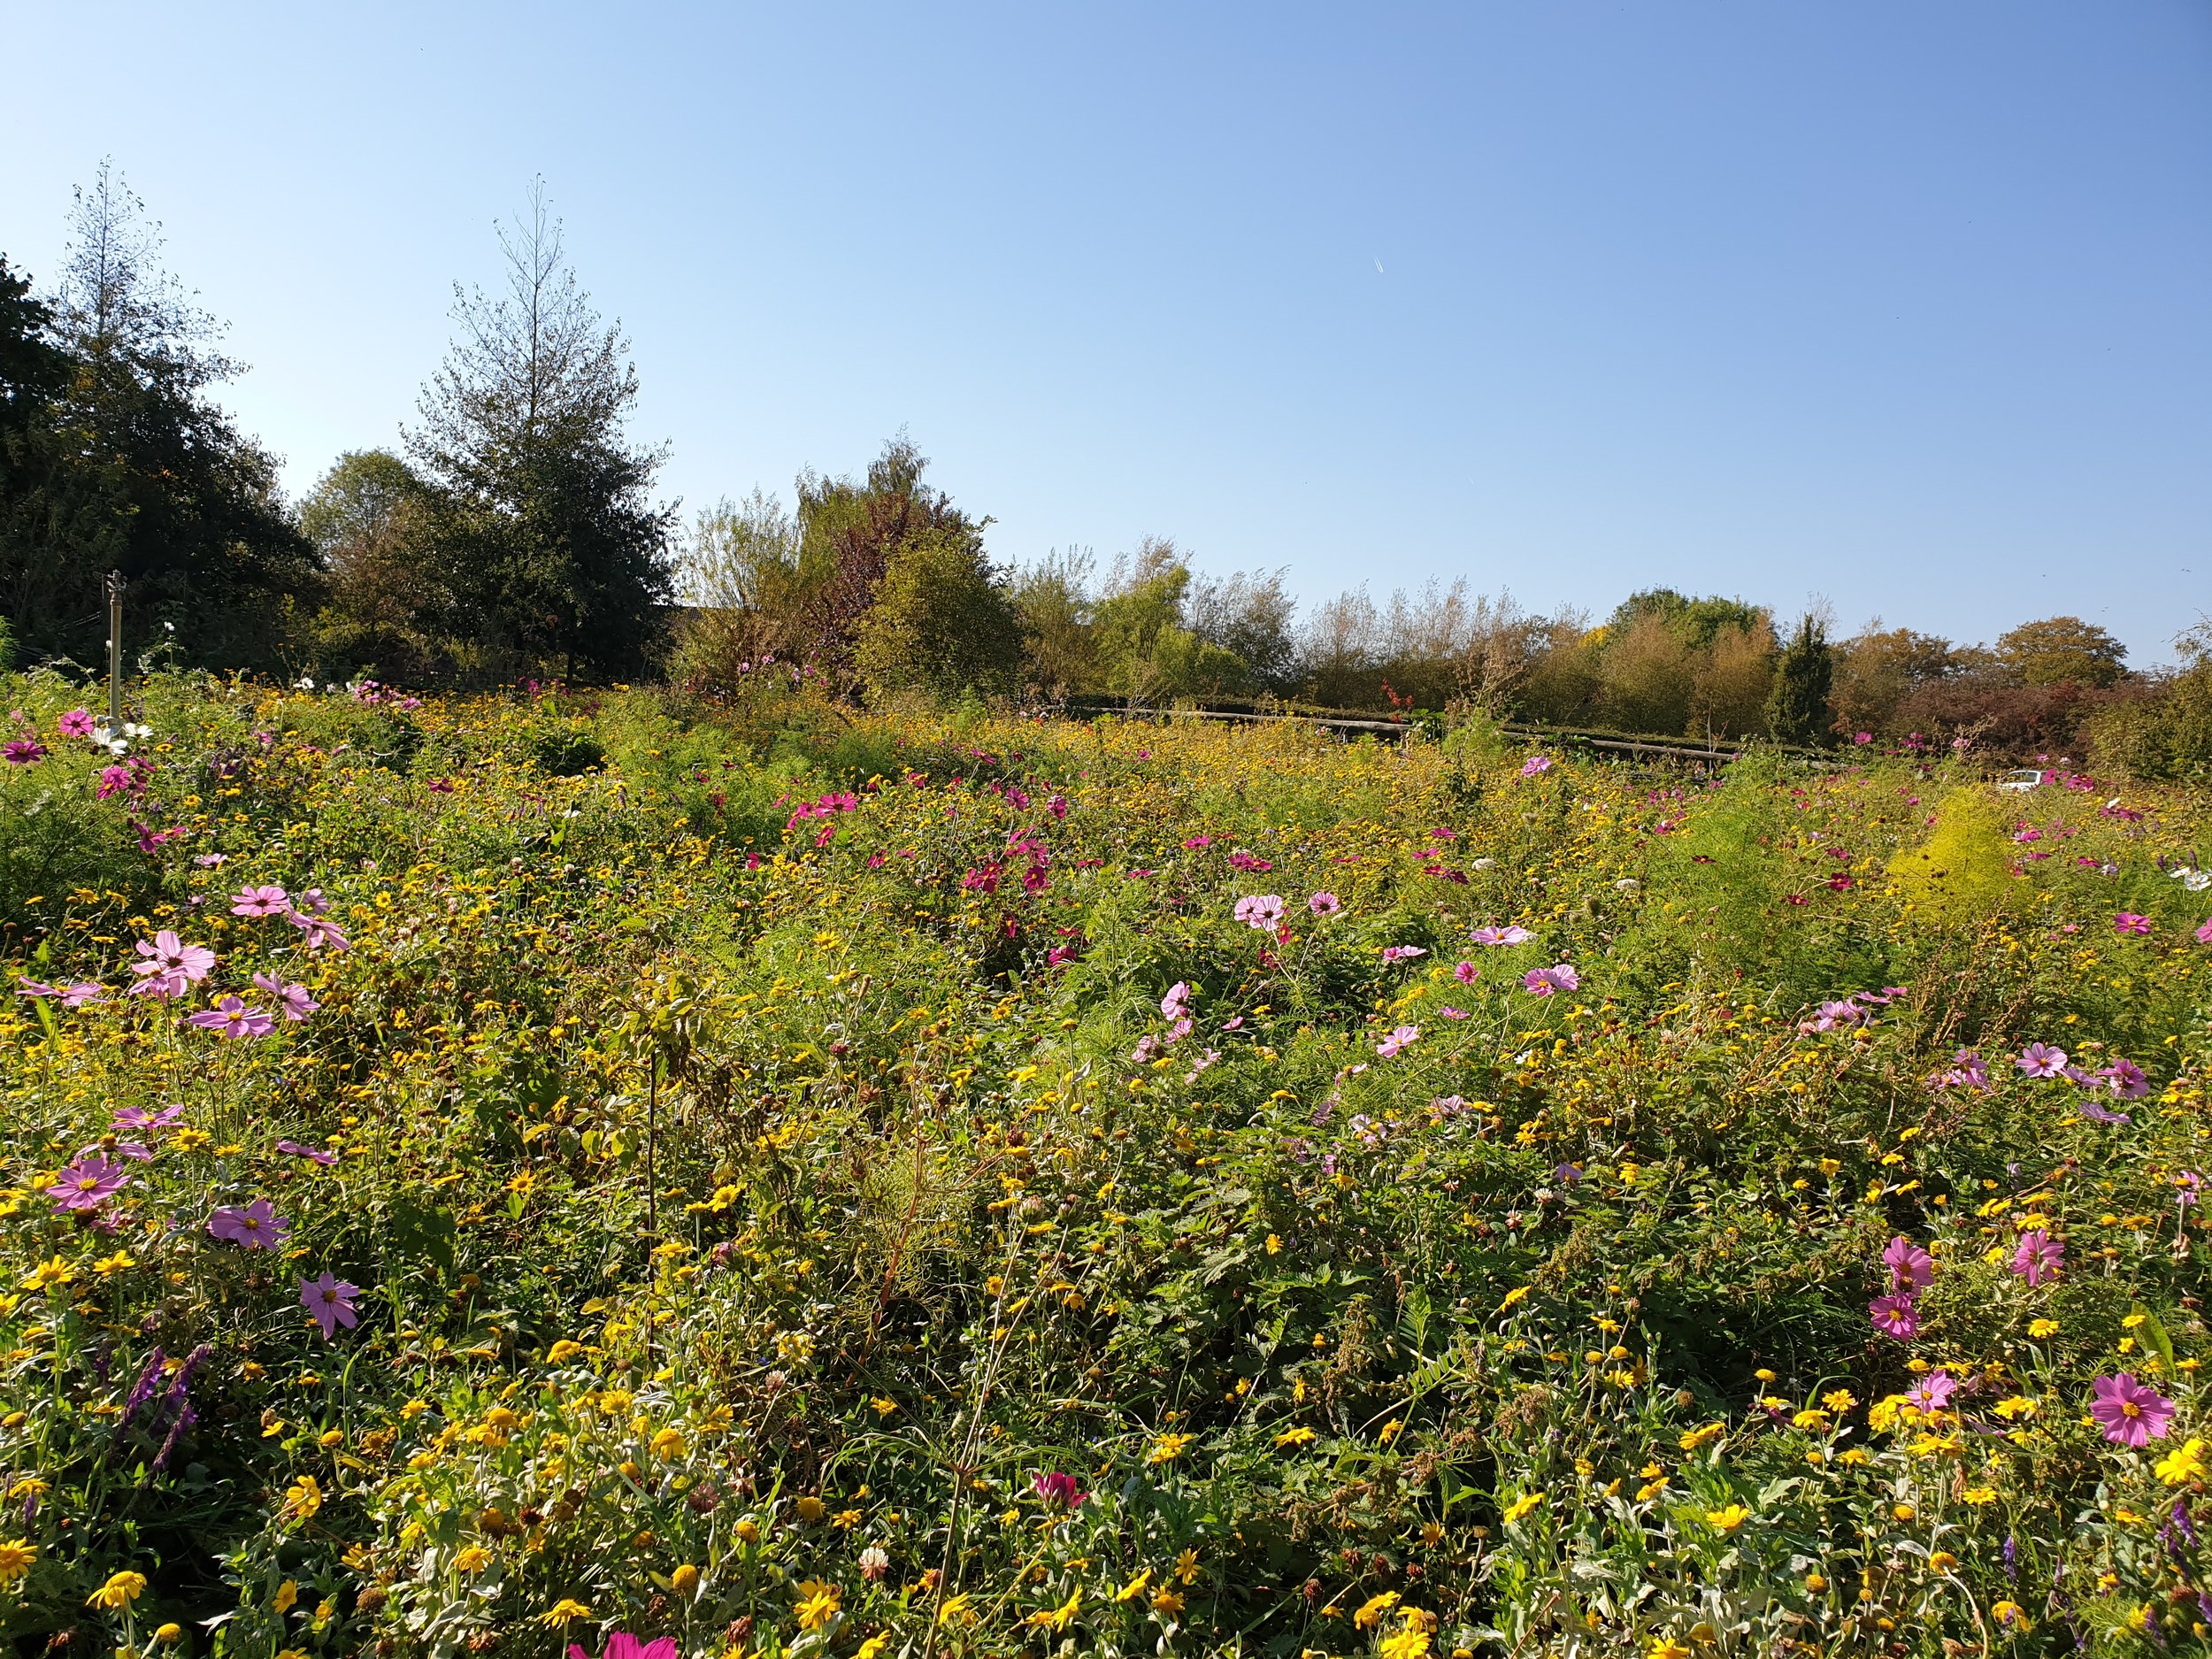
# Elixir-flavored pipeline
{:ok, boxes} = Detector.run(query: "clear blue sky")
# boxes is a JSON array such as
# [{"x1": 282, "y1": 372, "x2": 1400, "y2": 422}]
[{"x1": 5, "y1": 3, "x2": 2207, "y2": 659}]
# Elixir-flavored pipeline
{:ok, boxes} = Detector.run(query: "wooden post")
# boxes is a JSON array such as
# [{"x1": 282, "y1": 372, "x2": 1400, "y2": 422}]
[{"x1": 105, "y1": 572, "x2": 124, "y2": 726}]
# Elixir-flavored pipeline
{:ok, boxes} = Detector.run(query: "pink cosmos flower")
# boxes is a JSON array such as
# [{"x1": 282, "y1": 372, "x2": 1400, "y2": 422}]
[
  {"x1": 2114, "y1": 912, "x2": 2152, "y2": 936},
  {"x1": 2090, "y1": 1372, "x2": 2176, "y2": 1447},
  {"x1": 1161, "y1": 981, "x2": 1192, "y2": 1021},
  {"x1": 252, "y1": 972, "x2": 319, "y2": 1022},
  {"x1": 1308, "y1": 891, "x2": 1341, "y2": 916},
  {"x1": 569, "y1": 1636, "x2": 678, "y2": 1659},
  {"x1": 277, "y1": 1139, "x2": 339, "y2": 1166},
  {"x1": 2016, "y1": 1042, "x2": 2069, "y2": 1079},
  {"x1": 133, "y1": 931, "x2": 216, "y2": 987},
  {"x1": 286, "y1": 910, "x2": 349, "y2": 950},
  {"x1": 208, "y1": 1199, "x2": 290, "y2": 1249},
  {"x1": 3, "y1": 739, "x2": 46, "y2": 765},
  {"x1": 1520, "y1": 755, "x2": 1552, "y2": 777},
  {"x1": 1882, "y1": 1235, "x2": 1934, "y2": 1292},
  {"x1": 1233, "y1": 895, "x2": 1285, "y2": 930},
  {"x1": 1032, "y1": 1471, "x2": 1088, "y2": 1508},
  {"x1": 1471, "y1": 925, "x2": 1532, "y2": 946},
  {"x1": 230, "y1": 885, "x2": 290, "y2": 918},
  {"x1": 1523, "y1": 964, "x2": 1579, "y2": 996},
  {"x1": 1904, "y1": 1371, "x2": 1957, "y2": 1413},
  {"x1": 57, "y1": 708, "x2": 95, "y2": 738},
  {"x1": 111, "y1": 1104, "x2": 183, "y2": 1133},
  {"x1": 188, "y1": 996, "x2": 274, "y2": 1039},
  {"x1": 2198, "y1": 918, "x2": 2212, "y2": 946},
  {"x1": 1869, "y1": 1294, "x2": 1920, "y2": 1340},
  {"x1": 2011, "y1": 1229, "x2": 2062, "y2": 1286},
  {"x1": 1380, "y1": 945, "x2": 1426, "y2": 964},
  {"x1": 1453, "y1": 961, "x2": 1479, "y2": 984},
  {"x1": 2098, "y1": 1059, "x2": 2149, "y2": 1100},
  {"x1": 1439, "y1": 1006, "x2": 1469, "y2": 1019},
  {"x1": 300, "y1": 1271, "x2": 362, "y2": 1339},
  {"x1": 290, "y1": 887, "x2": 331, "y2": 916},
  {"x1": 1376, "y1": 1024, "x2": 1420, "y2": 1057},
  {"x1": 51, "y1": 1156, "x2": 131, "y2": 1211}
]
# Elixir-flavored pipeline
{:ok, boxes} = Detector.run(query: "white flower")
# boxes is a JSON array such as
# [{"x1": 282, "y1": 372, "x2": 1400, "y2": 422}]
[{"x1": 1470, "y1": 856, "x2": 1496, "y2": 871}]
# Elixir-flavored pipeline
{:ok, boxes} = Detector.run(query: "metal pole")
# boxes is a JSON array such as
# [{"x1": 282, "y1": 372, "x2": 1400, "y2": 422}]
[{"x1": 105, "y1": 572, "x2": 124, "y2": 727}]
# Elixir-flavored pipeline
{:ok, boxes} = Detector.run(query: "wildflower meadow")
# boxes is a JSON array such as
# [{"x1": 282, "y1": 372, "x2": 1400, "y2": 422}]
[{"x1": 4, "y1": 672, "x2": 2212, "y2": 1659}]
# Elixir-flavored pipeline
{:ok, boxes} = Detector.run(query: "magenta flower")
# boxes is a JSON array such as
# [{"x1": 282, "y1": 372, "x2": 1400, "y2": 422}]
[
  {"x1": 2010, "y1": 1230, "x2": 2062, "y2": 1286},
  {"x1": 230, "y1": 885, "x2": 291, "y2": 918},
  {"x1": 2198, "y1": 918, "x2": 2212, "y2": 946},
  {"x1": 1376, "y1": 1024, "x2": 1420, "y2": 1057},
  {"x1": 2099, "y1": 1059, "x2": 2150, "y2": 1100},
  {"x1": 1032, "y1": 1471, "x2": 1088, "y2": 1508},
  {"x1": 2090, "y1": 1372, "x2": 2176, "y2": 1447},
  {"x1": 1882, "y1": 1235, "x2": 1934, "y2": 1292},
  {"x1": 1905, "y1": 1371, "x2": 1958, "y2": 1413},
  {"x1": 188, "y1": 996, "x2": 274, "y2": 1039},
  {"x1": 1471, "y1": 925, "x2": 1532, "y2": 946},
  {"x1": 57, "y1": 708, "x2": 95, "y2": 738},
  {"x1": 568, "y1": 1636, "x2": 678, "y2": 1659},
  {"x1": 2016, "y1": 1042, "x2": 2069, "y2": 1079},
  {"x1": 208, "y1": 1200, "x2": 290, "y2": 1249},
  {"x1": 1161, "y1": 981, "x2": 1192, "y2": 1021},
  {"x1": 276, "y1": 1139, "x2": 339, "y2": 1167},
  {"x1": 1380, "y1": 945, "x2": 1427, "y2": 965},
  {"x1": 1523, "y1": 964, "x2": 1579, "y2": 996},
  {"x1": 286, "y1": 910, "x2": 349, "y2": 951},
  {"x1": 1307, "y1": 891, "x2": 1341, "y2": 916},
  {"x1": 2113, "y1": 911, "x2": 2152, "y2": 935},
  {"x1": 3, "y1": 738, "x2": 47, "y2": 765},
  {"x1": 1439, "y1": 1005, "x2": 1469, "y2": 1019},
  {"x1": 1869, "y1": 1294, "x2": 1920, "y2": 1340},
  {"x1": 51, "y1": 1156, "x2": 132, "y2": 1212},
  {"x1": 1520, "y1": 755, "x2": 1552, "y2": 777},
  {"x1": 133, "y1": 931, "x2": 215, "y2": 987},
  {"x1": 299, "y1": 1271, "x2": 362, "y2": 1340},
  {"x1": 252, "y1": 972, "x2": 319, "y2": 1022},
  {"x1": 1453, "y1": 960, "x2": 1479, "y2": 984},
  {"x1": 1233, "y1": 894, "x2": 1286, "y2": 931},
  {"x1": 96, "y1": 764, "x2": 139, "y2": 799},
  {"x1": 111, "y1": 1104, "x2": 183, "y2": 1133}
]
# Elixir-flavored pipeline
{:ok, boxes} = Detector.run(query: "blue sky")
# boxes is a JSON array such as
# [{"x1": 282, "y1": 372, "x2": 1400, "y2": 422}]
[{"x1": 4, "y1": 3, "x2": 2207, "y2": 659}]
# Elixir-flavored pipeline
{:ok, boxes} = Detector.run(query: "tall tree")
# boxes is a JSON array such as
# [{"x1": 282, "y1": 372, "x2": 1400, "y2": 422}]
[
  {"x1": 0, "y1": 164, "x2": 316, "y2": 669},
  {"x1": 1995, "y1": 615, "x2": 2127, "y2": 688},
  {"x1": 298, "y1": 449, "x2": 452, "y2": 679},
  {"x1": 408, "y1": 181, "x2": 673, "y2": 680},
  {"x1": 1764, "y1": 614, "x2": 1834, "y2": 745}
]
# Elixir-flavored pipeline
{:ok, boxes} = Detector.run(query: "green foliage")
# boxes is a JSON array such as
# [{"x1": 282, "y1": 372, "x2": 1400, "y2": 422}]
[
  {"x1": 1998, "y1": 613, "x2": 2128, "y2": 688},
  {"x1": 2091, "y1": 628, "x2": 2212, "y2": 780},
  {"x1": 852, "y1": 532, "x2": 1022, "y2": 703},
  {"x1": 0, "y1": 170, "x2": 319, "y2": 672},
  {"x1": 3, "y1": 686, "x2": 2211, "y2": 1658},
  {"x1": 405, "y1": 185, "x2": 673, "y2": 680},
  {"x1": 1764, "y1": 614, "x2": 1834, "y2": 744}
]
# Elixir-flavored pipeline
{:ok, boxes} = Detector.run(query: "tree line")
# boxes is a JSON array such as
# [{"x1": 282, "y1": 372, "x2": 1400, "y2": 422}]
[{"x1": 2, "y1": 165, "x2": 2200, "y2": 770}]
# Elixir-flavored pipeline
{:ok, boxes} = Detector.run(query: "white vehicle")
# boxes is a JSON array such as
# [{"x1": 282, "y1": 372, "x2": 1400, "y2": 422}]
[{"x1": 1996, "y1": 769, "x2": 2046, "y2": 792}]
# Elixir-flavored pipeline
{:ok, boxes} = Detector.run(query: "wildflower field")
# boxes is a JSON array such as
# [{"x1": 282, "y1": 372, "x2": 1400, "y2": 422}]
[{"x1": 4, "y1": 675, "x2": 2212, "y2": 1659}]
